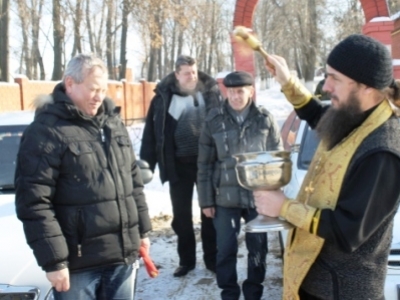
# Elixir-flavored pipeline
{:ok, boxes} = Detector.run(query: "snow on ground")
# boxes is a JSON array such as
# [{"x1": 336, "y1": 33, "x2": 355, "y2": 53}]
[{"x1": 128, "y1": 80, "x2": 292, "y2": 300}]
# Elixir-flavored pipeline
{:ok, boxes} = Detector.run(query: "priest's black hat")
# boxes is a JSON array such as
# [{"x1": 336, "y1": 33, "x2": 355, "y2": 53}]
[{"x1": 327, "y1": 34, "x2": 393, "y2": 89}]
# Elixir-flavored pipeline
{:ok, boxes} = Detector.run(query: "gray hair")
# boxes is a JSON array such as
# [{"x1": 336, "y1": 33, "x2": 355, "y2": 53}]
[
  {"x1": 63, "y1": 53, "x2": 108, "y2": 84},
  {"x1": 175, "y1": 55, "x2": 196, "y2": 72}
]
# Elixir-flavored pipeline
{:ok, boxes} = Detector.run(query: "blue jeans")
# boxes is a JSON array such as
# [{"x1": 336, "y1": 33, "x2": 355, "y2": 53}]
[
  {"x1": 53, "y1": 263, "x2": 138, "y2": 300},
  {"x1": 213, "y1": 207, "x2": 268, "y2": 300}
]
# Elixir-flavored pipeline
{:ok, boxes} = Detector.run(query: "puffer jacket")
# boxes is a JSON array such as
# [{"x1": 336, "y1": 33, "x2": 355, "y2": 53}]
[
  {"x1": 197, "y1": 101, "x2": 283, "y2": 208},
  {"x1": 15, "y1": 83, "x2": 152, "y2": 272},
  {"x1": 140, "y1": 71, "x2": 222, "y2": 184}
]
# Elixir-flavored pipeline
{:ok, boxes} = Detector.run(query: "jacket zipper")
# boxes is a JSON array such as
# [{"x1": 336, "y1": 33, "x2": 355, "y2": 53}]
[
  {"x1": 77, "y1": 244, "x2": 82, "y2": 257},
  {"x1": 160, "y1": 93, "x2": 167, "y2": 166},
  {"x1": 77, "y1": 208, "x2": 84, "y2": 257},
  {"x1": 100, "y1": 128, "x2": 105, "y2": 143}
]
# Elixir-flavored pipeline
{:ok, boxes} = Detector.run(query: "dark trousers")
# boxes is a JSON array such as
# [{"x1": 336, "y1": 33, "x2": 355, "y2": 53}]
[
  {"x1": 299, "y1": 288, "x2": 324, "y2": 300},
  {"x1": 169, "y1": 160, "x2": 217, "y2": 267},
  {"x1": 213, "y1": 206, "x2": 267, "y2": 300}
]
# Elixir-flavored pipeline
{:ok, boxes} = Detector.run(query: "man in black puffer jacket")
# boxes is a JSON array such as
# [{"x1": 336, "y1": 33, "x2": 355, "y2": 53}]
[
  {"x1": 140, "y1": 55, "x2": 221, "y2": 277},
  {"x1": 197, "y1": 71, "x2": 283, "y2": 300},
  {"x1": 15, "y1": 53, "x2": 152, "y2": 300}
]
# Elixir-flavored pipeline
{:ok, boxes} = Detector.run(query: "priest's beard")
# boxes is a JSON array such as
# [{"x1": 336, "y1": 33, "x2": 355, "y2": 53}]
[{"x1": 316, "y1": 92, "x2": 366, "y2": 150}]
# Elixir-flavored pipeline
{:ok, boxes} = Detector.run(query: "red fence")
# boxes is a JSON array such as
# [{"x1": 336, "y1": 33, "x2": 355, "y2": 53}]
[{"x1": 1, "y1": 76, "x2": 157, "y2": 123}]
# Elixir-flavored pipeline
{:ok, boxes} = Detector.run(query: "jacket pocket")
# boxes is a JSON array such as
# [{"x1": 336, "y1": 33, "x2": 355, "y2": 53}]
[
  {"x1": 68, "y1": 142, "x2": 95, "y2": 156},
  {"x1": 66, "y1": 142, "x2": 96, "y2": 185},
  {"x1": 212, "y1": 163, "x2": 220, "y2": 192},
  {"x1": 115, "y1": 135, "x2": 133, "y2": 167}
]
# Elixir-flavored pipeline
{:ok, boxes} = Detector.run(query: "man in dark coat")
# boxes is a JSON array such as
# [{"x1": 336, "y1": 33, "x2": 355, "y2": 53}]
[
  {"x1": 255, "y1": 35, "x2": 400, "y2": 299},
  {"x1": 140, "y1": 55, "x2": 220, "y2": 277},
  {"x1": 314, "y1": 73, "x2": 330, "y2": 100},
  {"x1": 197, "y1": 71, "x2": 283, "y2": 300},
  {"x1": 15, "y1": 53, "x2": 152, "y2": 300}
]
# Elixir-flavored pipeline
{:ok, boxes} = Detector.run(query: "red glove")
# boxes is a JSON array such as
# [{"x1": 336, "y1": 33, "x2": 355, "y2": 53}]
[{"x1": 139, "y1": 245, "x2": 159, "y2": 278}]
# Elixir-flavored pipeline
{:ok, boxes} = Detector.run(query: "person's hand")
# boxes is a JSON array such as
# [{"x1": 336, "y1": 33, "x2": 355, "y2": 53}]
[
  {"x1": 46, "y1": 268, "x2": 70, "y2": 292},
  {"x1": 140, "y1": 237, "x2": 151, "y2": 255},
  {"x1": 202, "y1": 207, "x2": 215, "y2": 218},
  {"x1": 253, "y1": 189, "x2": 285, "y2": 217},
  {"x1": 265, "y1": 54, "x2": 292, "y2": 86}
]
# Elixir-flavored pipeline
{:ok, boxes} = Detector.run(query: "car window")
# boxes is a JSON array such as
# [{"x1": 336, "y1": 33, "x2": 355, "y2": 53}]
[
  {"x1": 281, "y1": 111, "x2": 301, "y2": 151},
  {"x1": 0, "y1": 125, "x2": 27, "y2": 190},
  {"x1": 287, "y1": 115, "x2": 301, "y2": 148},
  {"x1": 298, "y1": 125, "x2": 320, "y2": 170}
]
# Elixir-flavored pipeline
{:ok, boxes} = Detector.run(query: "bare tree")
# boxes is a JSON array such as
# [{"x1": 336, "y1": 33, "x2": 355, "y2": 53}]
[
  {"x1": 83, "y1": 0, "x2": 107, "y2": 57},
  {"x1": 0, "y1": 0, "x2": 9, "y2": 81},
  {"x1": 119, "y1": 0, "x2": 133, "y2": 80},
  {"x1": 388, "y1": 0, "x2": 400, "y2": 15},
  {"x1": 16, "y1": 0, "x2": 32, "y2": 78},
  {"x1": 6, "y1": 0, "x2": 376, "y2": 83},
  {"x1": 52, "y1": 0, "x2": 65, "y2": 80},
  {"x1": 106, "y1": 0, "x2": 115, "y2": 79},
  {"x1": 68, "y1": 0, "x2": 83, "y2": 57},
  {"x1": 333, "y1": 0, "x2": 363, "y2": 40},
  {"x1": 31, "y1": 0, "x2": 45, "y2": 79},
  {"x1": 85, "y1": 0, "x2": 94, "y2": 52}
]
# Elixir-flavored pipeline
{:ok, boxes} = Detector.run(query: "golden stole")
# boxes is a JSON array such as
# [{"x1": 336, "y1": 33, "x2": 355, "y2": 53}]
[{"x1": 281, "y1": 100, "x2": 393, "y2": 300}]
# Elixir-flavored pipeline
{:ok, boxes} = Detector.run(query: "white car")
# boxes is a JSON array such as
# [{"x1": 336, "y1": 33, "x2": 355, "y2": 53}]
[
  {"x1": 280, "y1": 110, "x2": 400, "y2": 299},
  {"x1": 0, "y1": 111, "x2": 54, "y2": 300},
  {"x1": 0, "y1": 111, "x2": 151, "y2": 299}
]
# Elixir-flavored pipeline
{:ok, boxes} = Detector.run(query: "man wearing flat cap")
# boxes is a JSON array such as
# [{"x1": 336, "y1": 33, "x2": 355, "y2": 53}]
[
  {"x1": 197, "y1": 71, "x2": 283, "y2": 299},
  {"x1": 254, "y1": 34, "x2": 400, "y2": 299}
]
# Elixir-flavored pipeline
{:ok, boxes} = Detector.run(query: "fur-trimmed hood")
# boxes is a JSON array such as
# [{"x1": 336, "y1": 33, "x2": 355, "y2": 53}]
[{"x1": 33, "y1": 93, "x2": 54, "y2": 110}]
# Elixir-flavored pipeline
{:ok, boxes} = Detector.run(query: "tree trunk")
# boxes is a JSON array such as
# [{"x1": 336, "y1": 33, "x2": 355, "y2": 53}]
[
  {"x1": 147, "y1": 45, "x2": 157, "y2": 81},
  {"x1": 52, "y1": 0, "x2": 64, "y2": 80},
  {"x1": 207, "y1": 0, "x2": 216, "y2": 74},
  {"x1": 95, "y1": 1, "x2": 106, "y2": 57},
  {"x1": 0, "y1": 0, "x2": 9, "y2": 81},
  {"x1": 71, "y1": 0, "x2": 83, "y2": 57},
  {"x1": 16, "y1": 0, "x2": 31, "y2": 78},
  {"x1": 119, "y1": 0, "x2": 129, "y2": 80},
  {"x1": 157, "y1": 46, "x2": 162, "y2": 80},
  {"x1": 31, "y1": 0, "x2": 45, "y2": 80},
  {"x1": 170, "y1": 23, "x2": 177, "y2": 71},
  {"x1": 86, "y1": 0, "x2": 94, "y2": 52},
  {"x1": 147, "y1": 7, "x2": 162, "y2": 81},
  {"x1": 106, "y1": 0, "x2": 114, "y2": 79},
  {"x1": 303, "y1": 0, "x2": 317, "y2": 82}
]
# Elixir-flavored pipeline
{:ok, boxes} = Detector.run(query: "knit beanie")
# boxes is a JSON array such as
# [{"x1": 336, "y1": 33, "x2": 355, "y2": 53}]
[{"x1": 327, "y1": 34, "x2": 393, "y2": 89}]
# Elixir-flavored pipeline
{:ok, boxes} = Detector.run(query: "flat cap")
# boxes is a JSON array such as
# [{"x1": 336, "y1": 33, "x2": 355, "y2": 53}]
[{"x1": 223, "y1": 71, "x2": 254, "y2": 87}]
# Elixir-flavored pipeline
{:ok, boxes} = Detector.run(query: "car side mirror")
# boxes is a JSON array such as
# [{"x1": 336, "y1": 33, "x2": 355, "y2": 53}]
[{"x1": 136, "y1": 159, "x2": 153, "y2": 185}]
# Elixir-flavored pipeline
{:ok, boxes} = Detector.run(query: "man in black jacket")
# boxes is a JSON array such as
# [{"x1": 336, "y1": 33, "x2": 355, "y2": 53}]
[
  {"x1": 140, "y1": 55, "x2": 220, "y2": 277},
  {"x1": 314, "y1": 73, "x2": 330, "y2": 100},
  {"x1": 15, "y1": 53, "x2": 152, "y2": 300}
]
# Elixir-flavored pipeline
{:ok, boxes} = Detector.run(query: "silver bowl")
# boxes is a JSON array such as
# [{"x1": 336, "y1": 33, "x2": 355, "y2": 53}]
[
  {"x1": 245, "y1": 215, "x2": 294, "y2": 232},
  {"x1": 234, "y1": 151, "x2": 292, "y2": 191},
  {"x1": 233, "y1": 151, "x2": 294, "y2": 232}
]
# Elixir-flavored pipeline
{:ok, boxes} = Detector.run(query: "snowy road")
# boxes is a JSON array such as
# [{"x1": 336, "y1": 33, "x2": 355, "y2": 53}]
[{"x1": 135, "y1": 222, "x2": 283, "y2": 300}]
